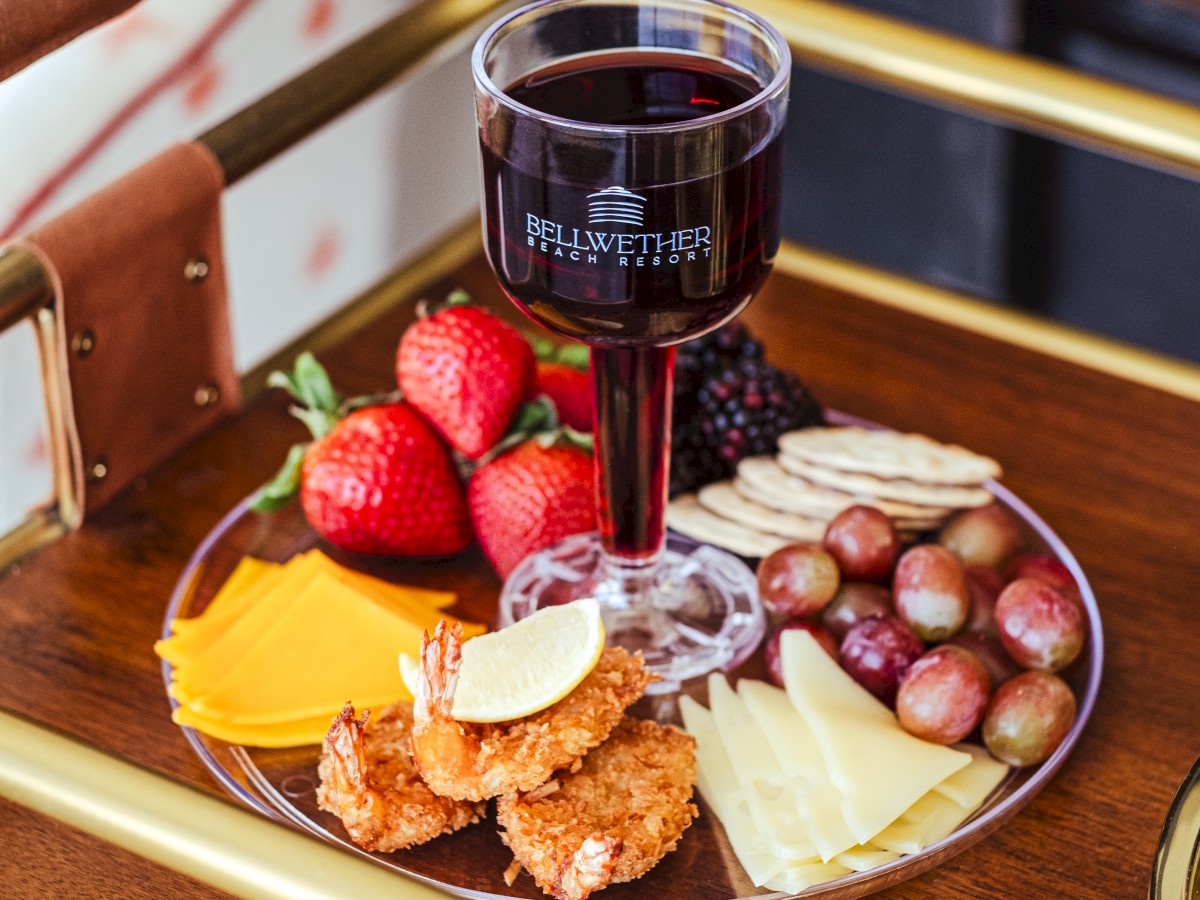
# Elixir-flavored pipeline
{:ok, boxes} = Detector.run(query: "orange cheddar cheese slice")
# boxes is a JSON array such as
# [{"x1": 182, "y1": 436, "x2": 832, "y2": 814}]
[
  {"x1": 160, "y1": 562, "x2": 287, "y2": 662},
  {"x1": 304, "y1": 551, "x2": 472, "y2": 634},
  {"x1": 162, "y1": 551, "x2": 327, "y2": 681},
  {"x1": 184, "y1": 569, "x2": 420, "y2": 725},
  {"x1": 172, "y1": 704, "x2": 336, "y2": 749},
  {"x1": 170, "y1": 556, "x2": 280, "y2": 635}
]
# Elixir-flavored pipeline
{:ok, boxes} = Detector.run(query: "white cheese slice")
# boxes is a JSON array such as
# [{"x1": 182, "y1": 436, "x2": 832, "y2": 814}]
[
  {"x1": 679, "y1": 696, "x2": 794, "y2": 886},
  {"x1": 781, "y1": 630, "x2": 971, "y2": 845},
  {"x1": 707, "y1": 675, "x2": 819, "y2": 861},
  {"x1": 833, "y1": 845, "x2": 903, "y2": 872},
  {"x1": 738, "y1": 678, "x2": 860, "y2": 861},
  {"x1": 872, "y1": 790, "x2": 965, "y2": 854},
  {"x1": 934, "y1": 743, "x2": 1010, "y2": 808},
  {"x1": 873, "y1": 746, "x2": 1008, "y2": 854},
  {"x1": 765, "y1": 861, "x2": 854, "y2": 894}
]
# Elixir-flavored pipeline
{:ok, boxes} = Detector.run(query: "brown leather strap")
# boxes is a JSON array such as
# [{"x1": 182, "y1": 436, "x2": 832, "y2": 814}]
[
  {"x1": 18, "y1": 141, "x2": 238, "y2": 519},
  {"x1": 0, "y1": 0, "x2": 140, "y2": 82}
]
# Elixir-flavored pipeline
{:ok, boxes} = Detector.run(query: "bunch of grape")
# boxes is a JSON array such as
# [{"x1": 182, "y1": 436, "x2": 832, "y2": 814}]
[
  {"x1": 670, "y1": 322, "x2": 824, "y2": 496},
  {"x1": 756, "y1": 503, "x2": 1085, "y2": 767}
]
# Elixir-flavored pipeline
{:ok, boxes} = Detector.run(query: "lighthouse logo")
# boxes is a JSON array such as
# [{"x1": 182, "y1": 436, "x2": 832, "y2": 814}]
[{"x1": 587, "y1": 186, "x2": 647, "y2": 226}]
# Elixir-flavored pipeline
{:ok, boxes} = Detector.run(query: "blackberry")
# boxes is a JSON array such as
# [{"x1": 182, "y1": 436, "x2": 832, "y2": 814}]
[{"x1": 670, "y1": 323, "x2": 824, "y2": 496}]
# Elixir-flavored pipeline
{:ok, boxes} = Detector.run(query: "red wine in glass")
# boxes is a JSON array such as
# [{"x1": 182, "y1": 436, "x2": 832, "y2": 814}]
[
  {"x1": 482, "y1": 52, "x2": 783, "y2": 346},
  {"x1": 474, "y1": 0, "x2": 790, "y2": 689},
  {"x1": 483, "y1": 52, "x2": 783, "y2": 556}
]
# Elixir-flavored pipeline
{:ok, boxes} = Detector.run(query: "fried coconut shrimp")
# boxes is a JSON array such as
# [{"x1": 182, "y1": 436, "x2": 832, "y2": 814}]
[
  {"x1": 411, "y1": 620, "x2": 653, "y2": 802},
  {"x1": 317, "y1": 702, "x2": 484, "y2": 851},
  {"x1": 496, "y1": 717, "x2": 698, "y2": 900}
]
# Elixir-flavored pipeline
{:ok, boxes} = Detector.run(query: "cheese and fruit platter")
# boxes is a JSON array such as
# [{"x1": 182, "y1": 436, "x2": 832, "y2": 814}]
[{"x1": 159, "y1": 297, "x2": 1102, "y2": 899}]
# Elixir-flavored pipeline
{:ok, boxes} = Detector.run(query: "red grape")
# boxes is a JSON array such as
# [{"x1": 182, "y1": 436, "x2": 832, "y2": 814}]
[
  {"x1": 1005, "y1": 552, "x2": 1083, "y2": 609},
  {"x1": 896, "y1": 645, "x2": 991, "y2": 744},
  {"x1": 839, "y1": 615, "x2": 924, "y2": 706},
  {"x1": 820, "y1": 582, "x2": 893, "y2": 639},
  {"x1": 893, "y1": 544, "x2": 970, "y2": 642},
  {"x1": 822, "y1": 505, "x2": 900, "y2": 582},
  {"x1": 983, "y1": 670, "x2": 1076, "y2": 766},
  {"x1": 764, "y1": 619, "x2": 838, "y2": 687},
  {"x1": 939, "y1": 504, "x2": 1024, "y2": 570},
  {"x1": 944, "y1": 632, "x2": 1021, "y2": 688},
  {"x1": 757, "y1": 543, "x2": 841, "y2": 617},
  {"x1": 994, "y1": 577, "x2": 1085, "y2": 672},
  {"x1": 964, "y1": 564, "x2": 1004, "y2": 636}
]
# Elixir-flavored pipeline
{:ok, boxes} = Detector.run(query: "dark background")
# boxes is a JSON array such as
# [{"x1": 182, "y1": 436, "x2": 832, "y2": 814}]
[{"x1": 780, "y1": 0, "x2": 1200, "y2": 363}]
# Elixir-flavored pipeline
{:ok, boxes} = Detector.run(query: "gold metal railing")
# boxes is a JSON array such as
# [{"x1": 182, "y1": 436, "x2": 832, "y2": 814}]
[
  {"x1": 5, "y1": 0, "x2": 1200, "y2": 897},
  {"x1": 745, "y1": 0, "x2": 1200, "y2": 180},
  {"x1": 0, "y1": 712, "x2": 446, "y2": 900}
]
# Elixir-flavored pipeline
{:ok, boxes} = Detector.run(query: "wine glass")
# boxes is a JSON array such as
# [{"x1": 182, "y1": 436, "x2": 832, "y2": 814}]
[{"x1": 472, "y1": 0, "x2": 790, "y2": 691}]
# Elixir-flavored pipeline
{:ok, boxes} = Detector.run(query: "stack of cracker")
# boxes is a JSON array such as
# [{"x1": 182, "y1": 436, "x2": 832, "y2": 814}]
[{"x1": 666, "y1": 425, "x2": 1001, "y2": 558}]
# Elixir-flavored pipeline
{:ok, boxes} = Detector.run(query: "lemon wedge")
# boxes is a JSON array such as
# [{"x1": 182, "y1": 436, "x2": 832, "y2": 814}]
[{"x1": 399, "y1": 599, "x2": 605, "y2": 723}]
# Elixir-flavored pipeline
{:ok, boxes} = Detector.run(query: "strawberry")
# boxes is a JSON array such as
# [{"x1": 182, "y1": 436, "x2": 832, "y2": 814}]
[
  {"x1": 468, "y1": 434, "x2": 595, "y2": 578},
  {"x1": 397, "y1": 292, "x2": 535, "y2": 459},
  {"x1": 534, "y1": 362, "x2": 594, "y2": 432},
  {"x1": 252, "y1": 353, "x2": 472, "y2": 557}
]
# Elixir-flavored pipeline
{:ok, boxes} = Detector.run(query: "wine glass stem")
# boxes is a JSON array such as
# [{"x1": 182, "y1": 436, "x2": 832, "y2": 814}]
[{"x1": 590, "y1": 345, "x2": 675, "y2": 588}]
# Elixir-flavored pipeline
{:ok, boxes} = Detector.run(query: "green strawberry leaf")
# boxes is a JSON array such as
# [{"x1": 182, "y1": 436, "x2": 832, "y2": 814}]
[
  {"x1": 559, "y1": 425, "x2": 595, "y2": 453},
  {"x1": 292, "y1": 351, "x2": 340, "y2": 416},
  {"x1": 249, "y1": 443, "x2": 308, "y2": 512},
  {"x1": 472, "y1": 397, "x2": 559, "y2": 468},
  {"x1": 528, "y1": 336, "x2": 590, "y2": 371},
  {"x1": 529, "y1": 336, "x2": 557, "y2": 360},
  {"x1": 339, "y1": 390, "x2": 403, "y2": 417},
  {"x1": 553, "y1": 342, "x2": 590, "y2": 371},
  {"x1": 265, "y1": 352, "x2": 341, "y2": 439},
  {"x1": 417, "y1": 288, "x2": 474, "y2": 319}
]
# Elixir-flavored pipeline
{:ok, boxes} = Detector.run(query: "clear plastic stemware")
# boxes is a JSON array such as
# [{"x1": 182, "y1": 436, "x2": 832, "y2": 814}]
[{"x1": 472, "y1": 0, "x2": 791, "y2": 690}]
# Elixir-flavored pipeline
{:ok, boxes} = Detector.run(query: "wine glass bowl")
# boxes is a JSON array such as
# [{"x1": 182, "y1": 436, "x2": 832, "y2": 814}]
[{"x1": 472, "y1": 0, "x2": 791, "y2": 691}]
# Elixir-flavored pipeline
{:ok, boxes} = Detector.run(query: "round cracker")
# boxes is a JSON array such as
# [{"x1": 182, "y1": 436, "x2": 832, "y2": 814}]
[
  {"x1": 777, "y1": 426, "x2": 1002, "y2": 485},
  {"x1": 697, "y1": 481, "x2": 827, "y2": 542},
  {"x1": 776, "y1": 453, "x2": 994, "y2": 508},
  {"x1": 736, "y1": 457, "x2": 953, "y2": 520},
  {"x1": 667, "y1": 494, "x2": 792, "y2": 558}
]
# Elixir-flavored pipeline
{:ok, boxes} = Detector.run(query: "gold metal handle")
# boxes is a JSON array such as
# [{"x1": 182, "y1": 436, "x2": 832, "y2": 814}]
[{"x1": 0, "y1": 708, "x2": 448, "y2": 899}]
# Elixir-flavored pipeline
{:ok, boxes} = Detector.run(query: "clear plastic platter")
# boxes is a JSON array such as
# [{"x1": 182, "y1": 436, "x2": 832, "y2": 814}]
[{"x1": 161, "y1": 418, "x2": 1103, "y2": 899}]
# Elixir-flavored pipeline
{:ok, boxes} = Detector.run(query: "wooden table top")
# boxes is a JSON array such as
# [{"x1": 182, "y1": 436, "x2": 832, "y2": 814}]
[{"x1": 2, "y1": 249, "x2": 1197, "y2": 898}]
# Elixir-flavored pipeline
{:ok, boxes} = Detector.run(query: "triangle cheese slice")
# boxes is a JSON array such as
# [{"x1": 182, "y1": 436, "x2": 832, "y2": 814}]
[
  {"x1": 185, "y1": 568, "x2": 418, "y2": 724},
  {"x1": 707, "y1": 675, "x2": 819, "y2": 861},
  {"x1": 679, "y1": 696, "x2": 805, "y2": 886},
  {"x1": 739, "y1": 678, "x2": 860, "y2": 861},
  {"x1": 780, "y1": 629, "x2": 971, "y2": 845}
]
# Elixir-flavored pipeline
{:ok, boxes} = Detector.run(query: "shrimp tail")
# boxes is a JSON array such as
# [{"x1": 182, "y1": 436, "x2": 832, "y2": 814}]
[
  {"x1": 411, "y1": 620, "x2": 487, "y2": 799},
  {"x1": 324, "y1": 703, "x2": 370, "y2": 796},
  {"x1": 554, "y1": 833, "x2": 622, "y2": 900},
  {"x1": 414, "y1": 619, "x2": 463, "y2": 723}
]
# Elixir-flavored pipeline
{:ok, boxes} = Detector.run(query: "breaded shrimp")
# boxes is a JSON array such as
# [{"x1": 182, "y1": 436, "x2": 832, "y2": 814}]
[
  {"x1": 496, "y1": 717, "x2": 698, "y2": 900},
  {"x1": 411, "y1": 620, "x2": 653, "y2": 802},
  {"x1": 317, "y1": 702, "x2": 483, "y2": 851}
]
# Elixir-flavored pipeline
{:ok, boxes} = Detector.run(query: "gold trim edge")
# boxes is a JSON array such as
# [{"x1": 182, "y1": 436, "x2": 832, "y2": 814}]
[
  {"x1": 0, "y1": 708, "x2": 448, "y2": 899},
  {"x1": 775, "y1": 241, "x2": 1200, "y2": 404},
  {"x1": 1151, "y1": 751, "x2": 1200, "y2": 899}
]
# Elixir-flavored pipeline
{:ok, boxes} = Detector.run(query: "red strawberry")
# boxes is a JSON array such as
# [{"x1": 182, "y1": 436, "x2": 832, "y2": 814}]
[
  {"x1": 252, "y1": 353, "x2": 472, "y2": 556},
  {"x1": 397, "y1": 295, "x2": 535, "y2": 459},
  {"x1": 468, "y1": 437, "x2": 595, "y2": 578},
  {"x1": 534, "y1": 362, "x2": 594, "y2": 432},
  {"x1": 300, "y1": 403, "x2": 471, "y2": 555}
]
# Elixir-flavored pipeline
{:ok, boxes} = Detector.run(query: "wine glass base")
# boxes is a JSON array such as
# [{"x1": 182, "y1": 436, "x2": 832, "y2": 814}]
[{"x1": 498, "y1": 531, "x2": 764, "y2": 693}]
